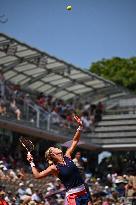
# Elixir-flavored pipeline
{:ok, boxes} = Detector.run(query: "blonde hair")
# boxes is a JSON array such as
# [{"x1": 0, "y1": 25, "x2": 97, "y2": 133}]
[{"x1": 45, "y1": 147, "x2": 54, "y2": 165}]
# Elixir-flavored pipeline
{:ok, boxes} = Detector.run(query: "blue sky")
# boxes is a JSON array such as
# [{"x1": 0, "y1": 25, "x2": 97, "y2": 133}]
[{"x1": 0, "y1": 0, "x2": 136, "y2": 68}]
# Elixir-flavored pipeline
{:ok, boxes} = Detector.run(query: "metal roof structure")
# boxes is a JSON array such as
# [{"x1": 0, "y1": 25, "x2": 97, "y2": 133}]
[{"x1": 0, "y1": 33, "x2": 128, "y2": 101}]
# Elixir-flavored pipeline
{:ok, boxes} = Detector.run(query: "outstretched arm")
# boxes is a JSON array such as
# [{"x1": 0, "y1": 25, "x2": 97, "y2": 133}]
[
  {"x1": 65, "y1": 115, "x2": 83, "y2": 158},
  {"x1": 27, "y1": 154, "x2": 57, "y2": 179}
]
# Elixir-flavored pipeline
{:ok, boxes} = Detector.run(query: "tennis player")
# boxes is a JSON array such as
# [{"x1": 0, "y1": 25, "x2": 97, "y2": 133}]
[{"x1": 27, "y1": 115, "x2": 92, "y2": 205}]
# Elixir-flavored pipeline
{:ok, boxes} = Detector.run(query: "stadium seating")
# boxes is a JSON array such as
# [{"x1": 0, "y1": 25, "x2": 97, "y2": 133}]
[{"x1": 84, "y1": 113, "x2": 136, "y2": 149}]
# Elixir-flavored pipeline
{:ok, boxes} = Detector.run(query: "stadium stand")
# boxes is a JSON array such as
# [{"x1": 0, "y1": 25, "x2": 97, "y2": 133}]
[
  {"x1": 0, "y1": 33, "x2": 136, "y2": 150},
  {"x1": 0, "y1": 33, "x2": 136, "y2": 204},
  {"x1": 85, "y1": 112, "x2": 136, "y2": 150}
]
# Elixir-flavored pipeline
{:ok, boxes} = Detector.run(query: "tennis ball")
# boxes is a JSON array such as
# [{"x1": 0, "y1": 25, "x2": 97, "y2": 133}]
[{"x1": 66, "y1": 5, "x2": 72, "y2": 10}]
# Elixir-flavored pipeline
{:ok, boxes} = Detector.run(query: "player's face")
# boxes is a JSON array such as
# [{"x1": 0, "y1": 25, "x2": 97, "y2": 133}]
[{"x1": 50, "y1": 147, "x2": 63, "y2": 162}]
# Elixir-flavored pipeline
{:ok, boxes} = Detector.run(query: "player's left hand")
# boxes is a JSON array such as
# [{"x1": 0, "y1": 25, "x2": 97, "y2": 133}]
[{"x1": 73, "y1": 115, "x2": 83, "y2": 126}]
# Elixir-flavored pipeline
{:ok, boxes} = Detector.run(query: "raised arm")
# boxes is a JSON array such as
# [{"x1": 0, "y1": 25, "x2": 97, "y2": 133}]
[
  {"x1": 27, "y1": 154, "x2": 57, "y2": 179},
  {"x1": 65, "y1": 115, "x2": 83, "y2": 158}
]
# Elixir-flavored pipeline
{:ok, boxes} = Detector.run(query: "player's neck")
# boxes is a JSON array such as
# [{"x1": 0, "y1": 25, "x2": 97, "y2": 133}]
[{"x1": 57, "y1": 158, "x2": 66, "y2": 165}]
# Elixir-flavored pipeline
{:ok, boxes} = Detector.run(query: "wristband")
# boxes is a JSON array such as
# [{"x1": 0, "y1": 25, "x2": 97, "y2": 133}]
[
  {"x1": 77, "y1": 126, "x2": 82, "y2": 131},
  {"x1": 30, "y1": 161, "x2": 35, "y2": 168}
]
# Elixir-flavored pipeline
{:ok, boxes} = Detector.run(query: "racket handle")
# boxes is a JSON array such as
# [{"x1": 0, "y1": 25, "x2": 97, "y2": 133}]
[
  {"x1": 28, "y1": 151, "x2": 31, "y2": 155},
  {"x1": 30, "y1": 161, "x2": 35, "y2": 167}
]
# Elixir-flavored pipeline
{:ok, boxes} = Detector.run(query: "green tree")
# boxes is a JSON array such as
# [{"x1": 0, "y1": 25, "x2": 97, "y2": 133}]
[{"x1": 89, "y1": 57, "x2": 136, "y2": 92}]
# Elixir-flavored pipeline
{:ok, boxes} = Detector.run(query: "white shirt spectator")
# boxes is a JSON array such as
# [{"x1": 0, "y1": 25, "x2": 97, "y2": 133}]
[
  {"x1": 51, "y1": 110, "x2": 60, "y2": 124},
  {"x1": 31, "y1": 192, "x2": 41, "y2": 202},
  {"x1": 81, "y1": 116, "x2": 92, "y2": 128},
  {"x1": 17, "y1": 183, "x2": 32, "y2": 202},
  {"x1": 25, "y1": 187, "x2": 33, "y2": 196},
  {"x1": 18, "y1": 184, "x2": 26, "y2": 198}
]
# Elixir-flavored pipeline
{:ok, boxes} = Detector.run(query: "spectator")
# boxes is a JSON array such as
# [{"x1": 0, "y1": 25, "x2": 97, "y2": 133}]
[
  {"x1": 0, "y1": 104, "x2": 6, "y2": 116},
  {"x1": 96, "y1": 101, "x2": 104, "y2": 113},
  {"x1": 17, "y1": 182, "x2": 31, "y2": 205},
  {"x1": 102, "y1": 198, "x2": 110, "y2": 205},
  {"x1": 94, "y1": 102, "x2": 104, "y2": 123},
  {"x1": 0, "y1": 168, "x2": 6, "y2": 180},
  {"x1": 0, "y1": 96, "x2": 6, "y2": 116},
  {"x1": 81, "y1": 111, "x2": 92, "y2": 132},
  {"x1": 36, "y1": 93, "x2": 46, "y2": 108},
  {"x1": 10, "y1": 98, "x2": 21, "y2": 120},
  {"x1": 31, "y1": 190, "x2": 41, "y2": 204},
  {"x1": 8, "y1": 169, "x2": 18, "y2": 182},
  {"x1": 0, "y1": 71, "x2": 5, "y2": 98},
  {"x1": 50, "y1": 108, "x2": 60, "y2": 125},
  {"x1": 0, "y1": 191, "x2": 9, "y2": 205},
  {"x1": 16, "y1": 168, "x2": 26, "y2": 181},
  {"x1": 126, "y1": 166, "x2": 136, "y2": 197},
  {"x1": 73, "y1": 151, "x2": 85, "y2": 179},
  {"x1": 115, "y1": 177, "x2": 127, "y2": 197},
  {"x1": 25, "y1": 183, "x2": 33, "y2": 197},
  {"x1": 4, "y1": 191, "x2": 14, "y2": 205}
]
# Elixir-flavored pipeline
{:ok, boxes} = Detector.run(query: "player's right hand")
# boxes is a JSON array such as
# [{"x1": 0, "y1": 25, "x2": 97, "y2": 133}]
[{"x1": 27, "y1": 153, "x2": 33, "y2": 162}]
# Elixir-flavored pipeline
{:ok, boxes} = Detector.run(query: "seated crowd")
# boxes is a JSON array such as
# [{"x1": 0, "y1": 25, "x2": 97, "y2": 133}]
[
  {"x1": 1, "y1": 140, "x2": 136, "y2": 205},
  {"x1": 0, "y1": 71, "x2": 104, "y2": 132}
]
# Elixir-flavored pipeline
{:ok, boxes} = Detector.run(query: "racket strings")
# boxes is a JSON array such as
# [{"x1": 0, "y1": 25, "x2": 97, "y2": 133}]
[{"x1": 20, "y1": 137, "x2": 34, "y2": 152}]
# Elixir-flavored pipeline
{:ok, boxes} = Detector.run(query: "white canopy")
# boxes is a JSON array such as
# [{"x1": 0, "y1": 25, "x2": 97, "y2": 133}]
[{"x1": 0, "y1": 33, "x2": 127, "y2": 101}]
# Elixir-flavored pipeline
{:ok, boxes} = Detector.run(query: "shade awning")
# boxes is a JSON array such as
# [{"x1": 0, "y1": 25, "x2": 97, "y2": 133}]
[{"x1": 0, "y1": 33, "x2": 128, "y2": 101}]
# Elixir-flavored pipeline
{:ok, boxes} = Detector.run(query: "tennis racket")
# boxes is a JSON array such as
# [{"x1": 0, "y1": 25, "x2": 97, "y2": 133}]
[{"x1": 19, "y1": 136, "x2": 34, "y2": 155}]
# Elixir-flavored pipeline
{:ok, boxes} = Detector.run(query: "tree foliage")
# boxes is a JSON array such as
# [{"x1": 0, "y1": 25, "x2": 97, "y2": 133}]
[{"x1": 89, "y1": 57, "x2": 136, "y2": 92}]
